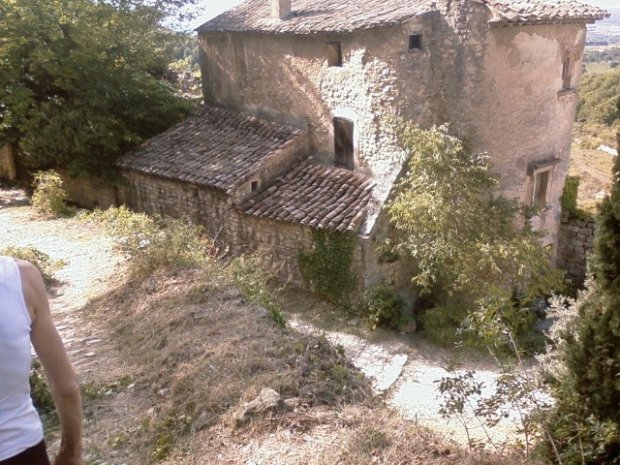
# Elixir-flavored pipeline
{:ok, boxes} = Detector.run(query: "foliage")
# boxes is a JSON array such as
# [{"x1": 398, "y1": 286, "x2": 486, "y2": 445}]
[
  {"x1": 560, "y1": 175, "x2": 591, "y2": 220},
  {"x1": 542, "y1": 129, "x2": 620, "y2": 465},
  {"x1": 87, "y1": 206, "x2": 213, "y2": 276},
  {"x1": 230, "y1": 255, "x2": 286, "y2": 329},
  {"x1": 387, "y1": 123, "x2": 564, "y2": 350},
  {"x1": 0, "y1": 245, "x2": 64, "y2": 287},
  {"x1": 583, "y1": 47, "x2": 620, "y2": 64},
  {"x1": 361, "y1": 285, "x2": 407, "y2": 330},
  {"x1": 0, "y1": 0, "x2": 196, "y2": 178},
  {"x1": 29, "y1": 360, "x2": 58, "y2": 428},
  {"x1": 31, "y1": 170, "x2": 74, "y2": 218},
  {"x1": 577, "y1": 69, "x2": 620, "y2": 126},
  {"x1": 299, "y1": 229, "x2": 357, "y2": 305}
]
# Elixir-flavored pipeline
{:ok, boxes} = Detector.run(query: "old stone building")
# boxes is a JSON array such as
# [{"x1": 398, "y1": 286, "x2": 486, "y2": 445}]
[{"x1": 118, "y1": 0, "x2": 608, "y2": 299}]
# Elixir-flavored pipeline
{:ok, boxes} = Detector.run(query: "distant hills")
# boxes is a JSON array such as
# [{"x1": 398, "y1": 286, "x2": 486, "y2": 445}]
[{"x1": 587, "y1": 9, "x2": 620, "y2": 45}]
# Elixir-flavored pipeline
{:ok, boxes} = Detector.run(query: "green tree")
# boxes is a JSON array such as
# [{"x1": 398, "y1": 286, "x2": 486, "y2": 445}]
[
  {"x1": 543, "y1": 125, "x2": 620, "y2": 465},
  {"x1": 387, "y1": 123, "x2": 563, "y2": 351},
  {"x1": 0, "y1": 0, "x2": 196, "y2": 179}
]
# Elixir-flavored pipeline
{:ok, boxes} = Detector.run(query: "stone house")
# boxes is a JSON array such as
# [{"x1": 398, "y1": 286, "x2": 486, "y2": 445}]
[{"x1": 117, "y1": 0, "x2": 608, "y2": 299}]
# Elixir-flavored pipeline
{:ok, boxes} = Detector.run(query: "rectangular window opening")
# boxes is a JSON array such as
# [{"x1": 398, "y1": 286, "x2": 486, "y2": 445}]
[
  {"x1": 327, "y1": 42, "x2": 342, "y2": 67},
  {"x1": 533, "y1": 170, "x2": 550, "y2": 207},
  {"x1": 251, "y1": 180, "x2": 259, "y2": 192},
  {"x1": 409, "y1": 34, "x2": 422, "y2": 50},
  {"x1": 334, "y1": 117, "x2": 354, "y2": 171}
]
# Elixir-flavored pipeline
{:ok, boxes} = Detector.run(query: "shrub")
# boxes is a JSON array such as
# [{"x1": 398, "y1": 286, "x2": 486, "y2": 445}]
[
  {"x1": 387, "y1": 123, "x2": 564, "y2": 351},
  {"x1": 0, "y1": 246, "x2": 63, "y2": 287},
  {"x1": 361, "y1": 286, "x2": 406, "y2": 330},
  {"x1": 87, "y1": 206, "x2": 213, "y2": 275},
  {"x1": 31, "y1": 170, "x2": 74, "y2": 218},
  {"x1": 230, "y1": 255, "x2": 286, "y2": 329}
]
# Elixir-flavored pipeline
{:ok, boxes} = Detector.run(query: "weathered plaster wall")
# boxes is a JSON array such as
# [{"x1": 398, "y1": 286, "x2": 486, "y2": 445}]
[
  {"x1": 469, "y1": 21, "x2": 586, "y2": 249},
  {"x1": 199, "y1": 18, "x2": 438, "y2": 223},
  {"x1": 0, "y1": 145, "x2": 16, "y2": 180}
]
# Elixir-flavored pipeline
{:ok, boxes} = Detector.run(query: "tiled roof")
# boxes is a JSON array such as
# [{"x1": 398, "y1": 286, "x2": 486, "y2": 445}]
[
  {"x1": 197, "y1": 0, "x2": 435, "y2": 34},
  {"x1": 197, "y1": 0, "x2": 608, "y2": 34},
  {"x1": 118, "y1": 106, "x2": 304, "y2": 193},
  {"x1": 480, "y1": 0, "x2": 609, "y2": 25},
  {"x1": 239, "y1": 162, "x2": 375, "y2": 232}
]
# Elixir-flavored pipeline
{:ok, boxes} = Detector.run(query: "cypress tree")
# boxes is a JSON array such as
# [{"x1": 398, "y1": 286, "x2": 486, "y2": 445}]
[{"x1": 544, "y1": 114, "x2": 620, "y2": 464}]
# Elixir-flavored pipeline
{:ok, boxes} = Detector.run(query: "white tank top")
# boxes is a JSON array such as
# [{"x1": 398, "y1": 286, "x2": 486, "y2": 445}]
[{"x1": 0, "y1": 256, "x2": 44, "y2": 460}]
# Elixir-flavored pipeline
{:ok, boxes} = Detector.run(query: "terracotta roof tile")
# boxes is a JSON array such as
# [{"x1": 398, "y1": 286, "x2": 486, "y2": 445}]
[
  {"x1": 197, "y1": 0, "x2": 435, "y2": 34},
  {"x1": 197, "y1": 0, "x2": 608, "y2": 34},
  {"x1": 480, "y1": 0, "x2": 609, "y2": 25},
  {"x1": 117, "y1": 106, "x2": 304, "y2": 192},
  {"x1": 239, "y1": 161, "x2": 375, "y2": 232}
]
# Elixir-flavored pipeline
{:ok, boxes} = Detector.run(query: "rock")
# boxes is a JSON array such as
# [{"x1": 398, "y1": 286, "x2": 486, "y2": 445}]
[
  {"x1": 346, "y1": 318, "x2": 360, "y2": 327},
  {"x1": 233, "y1": 388, "x2": 286, "y2": 427},
  {"x1": 191, "y1": 411, "x2": 217, "y2": 432}
]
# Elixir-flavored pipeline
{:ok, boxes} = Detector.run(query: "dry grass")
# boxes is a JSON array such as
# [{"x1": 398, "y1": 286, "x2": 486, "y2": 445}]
[
  {"x1": 569, "y1": 143, "x2": 614, "y2": 212},
  {"x1": 79, "y1": 263, "x2": 544, "y2": 465}
]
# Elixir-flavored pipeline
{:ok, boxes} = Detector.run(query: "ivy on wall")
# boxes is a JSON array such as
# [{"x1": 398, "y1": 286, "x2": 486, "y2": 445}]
[{"x1": 298, "y1": 229, "x2": 357, "y2": 304}]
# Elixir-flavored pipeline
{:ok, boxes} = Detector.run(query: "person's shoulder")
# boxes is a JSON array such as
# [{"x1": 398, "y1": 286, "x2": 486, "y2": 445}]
[{"x1": 15, "y1": 259, "x2": 43, "y2": 283}]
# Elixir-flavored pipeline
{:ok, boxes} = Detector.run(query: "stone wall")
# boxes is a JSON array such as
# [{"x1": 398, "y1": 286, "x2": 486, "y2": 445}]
[
  {"x1": 198, "y1": 3, "x2": 586, "y2": 250},
  {"x1": 118, "y1": 171, "x2": 367, "y2": 290},
  {"x1": 59, "y1": 171, "x2": 118, "y2": 209},
  {"x1": 0, "y1": 145, "x2": 16, "y2": 180},
  {"x1": 557, "y1": 212, "x2": 596, "y2": 287}
]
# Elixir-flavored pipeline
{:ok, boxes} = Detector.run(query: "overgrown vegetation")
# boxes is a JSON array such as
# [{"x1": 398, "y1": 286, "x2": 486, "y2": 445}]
[
  {"x1": 299, "y1": 229, "x2": 357, "y2": 305},
  {"x1": 541, "y1": 129, "x2": 620, "y2": 465},
  {"x1": 0, "y1": 245, "x2": 63, "y2": 287},
  {"x1": 560, "y1": 175, "x2": 590, "y2": 219},
  {"x1": 361, "y1": 285, "x2": 406, "y2": 330},
  {"x1": 87, "y1": 206, "x2": 213, "y2": 276},
  {"x1": 231, "y1": 255, "x2": 287, "y2": 329},
  {"x1": 387, "y1": 123, "x2": 564, "y2": 353},
  {"x1": 31, "y1": 170, "x2": 74, "y2": 218},
  {"x1": 577, "y1": 69, "x2": 620, "y2": 137},
  {"x1": 0, "y1": 0, "x2": 196, "y2": 178}
]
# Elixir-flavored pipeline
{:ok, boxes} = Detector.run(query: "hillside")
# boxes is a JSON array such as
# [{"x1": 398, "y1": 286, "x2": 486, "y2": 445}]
[{"x1": 0, "y1": 188, "x2": 538, "y2": 465}]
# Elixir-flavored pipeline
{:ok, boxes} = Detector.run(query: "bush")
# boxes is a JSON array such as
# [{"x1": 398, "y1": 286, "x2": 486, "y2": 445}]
[
  {"x1": 87, "y1": 206, "x2": 213, "y2": 275},
  {"x1": 387, "y1": 123, "x2": 564, "y2": 351},
  {"x1": 560, "y1": 176, "x2": 590, "y2": 220},
  {"x1": 30, "y1": 360, "x2": 58, "y2": 428},
  {"x1": 230, "y1": 255, "x2": 286, "y2": 329},
  {"x1": 361, "y1": 286, "x2": 406, "y2": 330},
  {"x1": 0, "y1": 246, "x2": 63, "y2": 287},
  {"x1": 31, "y1": 170, "x2": 74, "y2": 218}
]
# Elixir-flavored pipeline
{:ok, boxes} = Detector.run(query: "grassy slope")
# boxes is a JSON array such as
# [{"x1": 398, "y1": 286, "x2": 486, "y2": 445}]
[{"x1": 78, "y1": 265, "x2": 537, "y2": 465}]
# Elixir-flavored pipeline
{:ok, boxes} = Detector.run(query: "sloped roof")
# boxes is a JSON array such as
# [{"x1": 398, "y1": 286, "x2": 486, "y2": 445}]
[
  {"x1": 197, "y1": 0, "x2": 608, "y2": 34},
  {"x1": 118, "y1": 106, "x2": 304, "y2": 193},
  {"x1": 481, "y1": 0, "x2": 609, "y2": 25},
  {"x1": 197, "y1": 0, "x2": 435, "y2": 34},
  {"x1": 239, "y1": 161, "x2": 375, "y2": 232}
]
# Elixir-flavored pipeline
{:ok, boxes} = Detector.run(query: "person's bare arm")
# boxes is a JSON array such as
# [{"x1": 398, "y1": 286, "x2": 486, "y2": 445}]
[{"x1": 19, "y1": 260, "x2": 84, "y2": 465}]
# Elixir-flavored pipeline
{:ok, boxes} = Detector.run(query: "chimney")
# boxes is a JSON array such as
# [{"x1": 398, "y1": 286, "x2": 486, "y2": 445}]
[{"x1": 271, "y1": 0, "x2": 291, "y2": 20}]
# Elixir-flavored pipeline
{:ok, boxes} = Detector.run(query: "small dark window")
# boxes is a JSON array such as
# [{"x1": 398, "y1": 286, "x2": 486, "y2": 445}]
[
  {"x1": 409, "y1": 34, "x2": 422, "y2": 50},
  {"x1": 562, "y1": 56, "x2": 572, "y2": 90},
  {"x1": 533, "y1": 170, "x2": 550, "y2": 207},
  {"x1": 327, "y1": 42, "x2": 342, "y2": 67},
  {"x1": 251, "y1": 180, "x2": 259, "y2": 192},
  {"x1": 334, "y1": 117, "x2": 354, "y2": 170}
]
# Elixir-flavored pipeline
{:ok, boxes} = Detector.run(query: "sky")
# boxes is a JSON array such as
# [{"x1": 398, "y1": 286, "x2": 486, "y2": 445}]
[{"x1": 191, "y1": 0, "x2": 619, "y2": 29}]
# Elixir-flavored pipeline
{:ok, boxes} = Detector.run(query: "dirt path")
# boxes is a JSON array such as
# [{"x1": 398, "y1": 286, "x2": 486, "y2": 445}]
[{"x1": 0, "y1": 189, "x2": 132, "y2": 463}]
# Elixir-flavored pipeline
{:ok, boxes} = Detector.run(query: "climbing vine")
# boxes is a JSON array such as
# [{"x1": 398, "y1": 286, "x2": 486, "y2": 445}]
[{"x1": 298, "y1": 229, "x2": 357, "y2": 305}]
